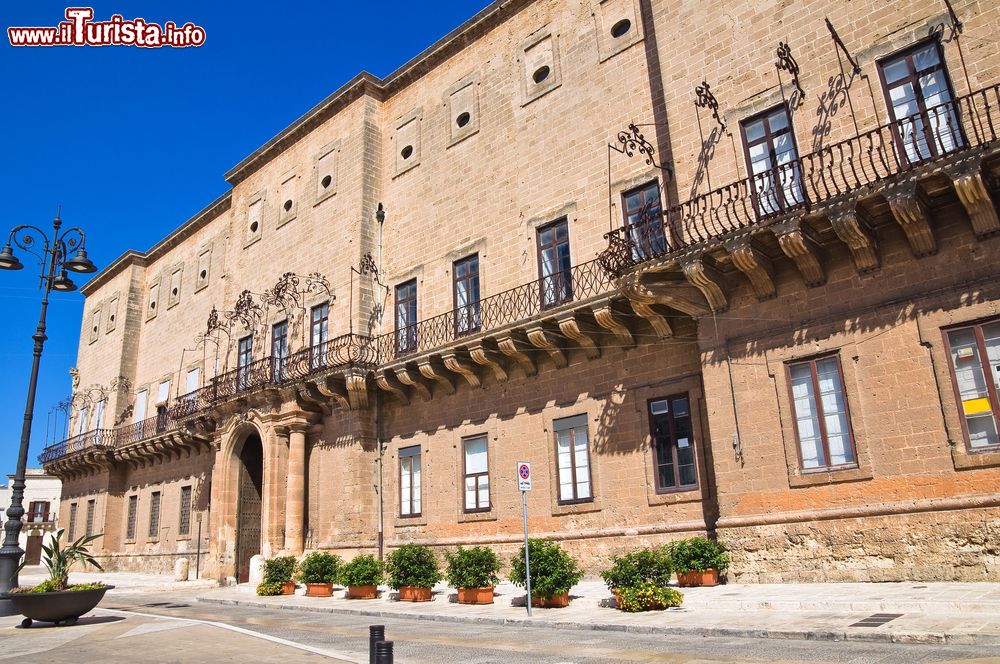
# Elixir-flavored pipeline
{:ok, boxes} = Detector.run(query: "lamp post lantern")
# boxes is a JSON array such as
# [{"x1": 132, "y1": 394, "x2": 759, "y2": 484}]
[{"x1": 0, "y1": 209, "x2": 96, "y2": 614}]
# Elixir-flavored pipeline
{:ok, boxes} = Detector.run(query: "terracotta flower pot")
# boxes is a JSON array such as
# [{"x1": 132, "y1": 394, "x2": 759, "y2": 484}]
[
  {"x1": 280, "y1": 581, "x2": 296, "y2": 595},
  {"x1": 531, "y1": 592, "x2": 570, "y2": 608},
  {"x1": 305, "y1": 582, "x2": 334, "y2": 597},
  {"x1": 456, "y1": 587, "x2": 494, "y2": 605},
  {"x1": 677, "y1": 569, "x2": 719, "y2": 587},
  {"x1": 612, "y1": 588, "x2": 621, "y2": 606},
  {"x1": 347, "y1": 585, "x2": 378, "y2": 599},
  {"x1": 398, "y1": 586, "x2": 432, "y2": 602}
]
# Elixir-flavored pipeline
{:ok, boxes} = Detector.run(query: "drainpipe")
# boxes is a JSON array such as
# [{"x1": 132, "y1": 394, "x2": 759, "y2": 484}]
[{"x1": 375, "y1": 203, "x2": 385, "y2": 561}]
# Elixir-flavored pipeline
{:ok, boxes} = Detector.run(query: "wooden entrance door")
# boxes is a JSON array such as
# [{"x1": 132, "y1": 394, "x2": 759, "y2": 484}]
[
  {"x1": 25, "y1": 535, "x2": 43, "y2": 565},
  {"x1": 235, "y1": 434, "x2": 263, "y2": 583}
]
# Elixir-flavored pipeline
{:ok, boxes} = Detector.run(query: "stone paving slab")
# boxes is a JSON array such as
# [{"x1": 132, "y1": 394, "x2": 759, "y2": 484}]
[{"x1": 197, "y1": 580, "x2": 1000, "y2": 647}]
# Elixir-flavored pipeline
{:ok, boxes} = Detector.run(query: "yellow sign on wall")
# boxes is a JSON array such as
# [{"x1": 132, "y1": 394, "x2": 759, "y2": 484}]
[{"x1": 963, "y1": 397, "x2": 992, "y2": 416}]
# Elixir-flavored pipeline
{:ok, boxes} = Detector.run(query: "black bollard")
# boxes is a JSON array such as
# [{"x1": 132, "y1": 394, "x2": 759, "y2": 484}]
[
  {"x1": 374, "y1": 640, "x2": 394, "y2": 664},
  {"x1": 369, "y1": 625, "x2": 386, "y2": 664}
]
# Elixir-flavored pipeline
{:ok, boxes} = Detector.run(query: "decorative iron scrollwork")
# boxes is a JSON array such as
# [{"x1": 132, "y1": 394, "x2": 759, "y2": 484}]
[
  {"x1": 775, "y1": 42, "x2": 805, "y2": 107},
  {"x1": 695, "y1": 81, "x2": 726, "y2": 132},
  {"x1": 825, "y1": 18, "x2": 861, "y2": 74},
  {"x1": 610, "y1": 124, "x2": 671, "y2": 173}
]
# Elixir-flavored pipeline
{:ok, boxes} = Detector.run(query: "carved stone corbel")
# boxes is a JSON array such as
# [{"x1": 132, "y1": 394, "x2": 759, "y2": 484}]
[
  {"x1": 395, "y1": 366, "x2": 432, "y2": 401},
  {"x1": 375, "y1": 371, "x2": 409, "y2": 404},
  {"x1": 557, "y1": 314, "x2": 600, "y2": 360},
  {"x1": 680, "y1": 253, "x2": 728, "y2": 312},
  {"x1": 772, "y1": 218, "x2": 825, "y2": 287},
  {"x1": 418, "y1": 357, "x2": 456, "y2": 394},
  {"x1": 526, "y1": 325, "x2": 568, "y2": 368},
  {"x1": 620, "y1": 272, "x2": 709, "y2": 317},
  {"x1": 591, "y1": 304, "x2": 634, "y2": 348},
  {"x1": 344, "y1": 370, "x2": 369, "y2": 410},
  {"x1": 827, "y1": 202, "x2": 879, "y2": 274},
  {"x1": 314, "y1": 375, "x2": 351, "y2": 410},
  {"x1": 496, "y1": 334, "x2": 536, "y2": 376},
  {"x1": 442, "y1": 352, "x2": 481, "y2": 388},
  {"x1": 885, "y1": 181, "x2": 936, "y2": 256},
  {"x1": 468, "y1": 341, "x2": 508, "y2": 382},
  {"x1": 724, "y1": 236, "x2": 776, "y2": 300},
  {"x1": 948, "y1": 160, "x2": 1000, "y2": 238},
  {"x1": 296, "y1": 382, "x2": 331, "y2": 416}
]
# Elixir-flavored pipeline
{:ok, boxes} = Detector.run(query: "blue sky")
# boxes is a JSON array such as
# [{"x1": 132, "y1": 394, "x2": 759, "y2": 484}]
[{"x1": 0, "y1": 1, "x2": 492, "y2": 477}]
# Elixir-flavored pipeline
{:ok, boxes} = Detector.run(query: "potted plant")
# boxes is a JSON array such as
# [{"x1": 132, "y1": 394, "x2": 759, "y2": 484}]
[
  {"x1": 386, "y1": 543, "x2": 442, "y2": 602},
  {"x1": 257, "y1": 556, "x2": 297, "y2": 596},
  {"x1": 340, "y1": 554, "x2": 383, "y2": 599},
  {"x1": 509, "y1": 539, "x2": 582, "y2": 608},
  {"x1": 601, "y1": 546, "x2": 681, "y2": 611},
  {"x1": 297, "y1": 552, "x2": 342, "y2": 597},
  {"x1": 3, "y1": 529, "x2": 112, "y2": 627},
  {"x1": 445, "y1": 546, "x2": 501, "y2": 605},
  {"x1": 667, "y1": 537, "x2": 730, "y2": 587}
]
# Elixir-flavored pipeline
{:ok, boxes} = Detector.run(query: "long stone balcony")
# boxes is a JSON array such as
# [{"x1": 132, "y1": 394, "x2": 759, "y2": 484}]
[
  {"x1": 598, "y1": 83, "x2": 1000, "y2": 315},
  {"x1": 40, "y1": 413, "x2": 212, "y2": 477}
]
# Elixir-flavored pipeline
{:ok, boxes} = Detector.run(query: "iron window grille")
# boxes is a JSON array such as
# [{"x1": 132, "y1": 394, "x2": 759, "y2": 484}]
[
  {"x1": 148, "y1": 491, "x2": 161, "y2": 539},
  {"x1": 85, "y1": 499, "x2": 95, "y2": 537},
  {"x1": 67, "y1": 503, "x2": 78, "y2": 540},
  {"x1": 179, "y1": 485, "x2": 193, "y2": 536},
  {"x1": 126, "y1": 495, "x2": 138, "y2": 540}
]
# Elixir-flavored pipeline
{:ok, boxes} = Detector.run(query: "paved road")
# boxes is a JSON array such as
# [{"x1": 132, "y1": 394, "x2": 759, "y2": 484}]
[{"x1": 78, "y1": 591, "x2": 1000, "y2": 664}]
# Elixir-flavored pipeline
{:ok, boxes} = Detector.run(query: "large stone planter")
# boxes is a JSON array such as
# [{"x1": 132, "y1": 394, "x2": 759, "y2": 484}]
[
  {"x1": 456, "y1": 587, "x2": 494, "y2": 605},
  {"x1": 4, "y1": 585, "x2": 114, "y2": 627},
  {"x1": 531, "y1": 592, "x2": 569, "y2": 608},
  {"x1": 305, "y1": 582, "x2": 334, "y2": 597},
  {"x1": 346, "y1": 585, "x2": 378, "y2": 599},
  {"x1": 677, "y1": 569, "x2": 719, "y2": 587},
  {"x1": 397, "y1": 586, "x2": 432, "y2": 602}
]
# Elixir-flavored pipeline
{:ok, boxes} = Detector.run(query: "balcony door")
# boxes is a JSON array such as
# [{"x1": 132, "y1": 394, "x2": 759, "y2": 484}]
[
  {"x1": 537, "y1": 219, "x2": 572, "y2": 309},
  {"x1": 237, "y1": 335, "x2": 253, "y2": 390},
  {"x1": 879, "y1": 40, "x2": 963, "y2": 165},
  {"x1": 623, "y1": 181, "x2": 667, "y2": 261},
  {"x1": 740, "y1": 105, "x2": 805, "y2": 218}
]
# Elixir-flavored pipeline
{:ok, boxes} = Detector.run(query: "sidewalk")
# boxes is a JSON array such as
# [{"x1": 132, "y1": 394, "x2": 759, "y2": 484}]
[
  {"x1": 197, "y1": 579, "x2": 1000, "y2": 646},
  {"x1": 18, "y1": 566, "x2": 218, "y2": 594}
]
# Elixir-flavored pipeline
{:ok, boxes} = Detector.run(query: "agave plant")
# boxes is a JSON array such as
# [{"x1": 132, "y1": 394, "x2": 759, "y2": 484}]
[{"x1": 18, "y1": 528, "x2": 103, "y2": 592}]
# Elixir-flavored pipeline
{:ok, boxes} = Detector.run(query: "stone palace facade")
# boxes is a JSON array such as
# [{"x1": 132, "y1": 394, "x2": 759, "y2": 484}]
[{"x1": 42, "y1": 0, "x2": 1000, "y2": 582}]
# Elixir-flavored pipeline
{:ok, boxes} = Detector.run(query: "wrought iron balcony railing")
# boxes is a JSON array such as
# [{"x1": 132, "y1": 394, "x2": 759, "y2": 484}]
[
  {"x1": 39, "y1": 413, "x2": 177, "y2": 464},
  {"x1": 600, "y1": 83, "x2": 1000, "y2": 276},
  {"x1": 374, "y1": 258, "x2": 615, "y2": 362}
]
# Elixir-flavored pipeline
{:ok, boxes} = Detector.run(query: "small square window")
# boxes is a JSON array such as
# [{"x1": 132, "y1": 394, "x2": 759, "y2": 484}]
[
  {"x1": 89, "y1": 308, "x2": 101, "y2": 343},
  {"x1": 277, "y1": 173, "x2": 297, "y2": 228},
  {"x1": 146, "y1": 282, "x2": 160, "y2": 321},
  {"x1": 106, "y1": 295, "x2": 119, "y2": 333},
  {"x1": 394, "y1": 110, "x2": 422, "y2": 177},
  {"x1": 167, "y1": 267, "x2": 183, "y2": 308},
  {"x1": 195, "y1": 247, "x2": 212, "y2": 291},
  {"x1": 314, "y1": 141, "x2": 339, "y2": 204},
  {"x1": 446, "y1": 76, "x2": 480, "y2": 147},
  {"x1": 520, "y1": 31, "x2": 561, "y2": 105},
  {"x1": 245, "y1": 195, "x2": 264, "y2": 247}
]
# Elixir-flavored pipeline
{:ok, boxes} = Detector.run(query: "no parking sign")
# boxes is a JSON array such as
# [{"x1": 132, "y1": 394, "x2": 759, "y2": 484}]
[{"x1": 517, "y1": 462, "x2": 532, "y2": 491}]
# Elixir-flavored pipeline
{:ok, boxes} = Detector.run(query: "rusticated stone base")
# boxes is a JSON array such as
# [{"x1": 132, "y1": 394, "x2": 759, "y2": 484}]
[
  {"x1": 720, "y1": 507, "x2": 1000, "y2": 583},
  {"x1": 93, "y1": 551, "x2": 209, "y2": 576}
]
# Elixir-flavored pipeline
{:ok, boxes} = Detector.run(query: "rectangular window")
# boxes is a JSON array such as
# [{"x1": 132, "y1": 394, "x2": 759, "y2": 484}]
[
  {"x1": 126, "y1": 495, "x2": 138, "y2": 540},
  {"x1": 649, "y1": 395, "x2": 698, "y2": 491},
  {"x1": 156, "y1": 380, "x2": 170, "y2": 405},
  {"x1": 94, "y1": 399, "x2": 106, "y2": 430},
  {"x1": 554, "y1": 414, "x2": 592, "y2": 503},
  {"x1": 395, "y1": 280, "x2": 418, "y2": 355},
  {"x1": 237, "y1": 335, "x2": 253, "y2": 390},
  {"x1": 148, "y1": 491, "x2": 161, "y2": 538},
  {"x1": 310, "y1": 304, "x2": 329, "y2": 369},
  {"x1": 623, "y1": 181, "x2": 667, "y2": 260},
  {"x1": 945, "y1": 320, "x2": 1000, "y2": 449},
  {"x1": 185, "y1": 368, "x2": 200, "y2": 394},
  {"x1": 453, "y1": 254, "x2": 481, "y2": 336},
  {"x1": 537, "y1": 219, "x2": 573, "y2": 309},
  {"x1": 462, "y1": 435, "x2": 489, "y2": 512},
  {"x1": 85, "y1": 499, "x2": 96, "y2": 536},
  {"x1": 68, "y1": 503, "x2": 78, "y2": 540},
  {"x1": 878, "y1": 40, "x2": 962, "y2": 165},
  {"x1": 399, "y1": 445, "x2": 421, "y2": 517},
  {"x1": 28, "y1": 501, "x2": 50, "y2": 523},
  {"x1": 787, "y1": 355, "x2": 857, "y2": 470},
  {"x1": 740, "y1": 105, "x2": 805, "y2": 217},
  {"x1": 133, "y1": 389, "x2": 148, "y2": 424},
  {"x1": 272, "y1": 320, "x2": 289, "y2": 381},
  {"x1": 179, "y1": 485, "x2": 193, "y2": 536}
]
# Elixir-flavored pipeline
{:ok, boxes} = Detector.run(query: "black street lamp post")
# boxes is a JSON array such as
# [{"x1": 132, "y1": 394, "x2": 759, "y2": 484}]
[{"x1": 0, "y1": 210, "x2": 96, "y2": 614}]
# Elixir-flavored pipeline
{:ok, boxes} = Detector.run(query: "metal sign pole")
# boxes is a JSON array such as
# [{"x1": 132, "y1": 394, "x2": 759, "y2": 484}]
[{"x1": 522, "y1": 489, "x2": 531, "y2": 617}]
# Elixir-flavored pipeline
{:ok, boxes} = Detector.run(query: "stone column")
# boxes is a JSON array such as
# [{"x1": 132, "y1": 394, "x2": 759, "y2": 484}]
[{"x1": 284, "y1": 425, "x2": 306, "y2": 555}]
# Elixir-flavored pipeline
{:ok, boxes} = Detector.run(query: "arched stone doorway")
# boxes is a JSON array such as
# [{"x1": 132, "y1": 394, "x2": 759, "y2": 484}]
[{"x1": 235, "y1": 433, "x2": 263, "y2": 583}]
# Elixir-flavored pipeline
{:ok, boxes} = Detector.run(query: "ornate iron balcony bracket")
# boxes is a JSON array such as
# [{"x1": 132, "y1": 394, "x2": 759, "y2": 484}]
[
  {"x1": 825, "y1": 18, "x2": 861, "y2": 75},
  {"x1": 695, "y1": 81, "x2": 726, "y2": 133},
  {"x1": 609, "y1": 124, "x2": 672, "y2": 175},
  {"x1": 775, "y1": 42, "x2": 805, "y2": 108}
]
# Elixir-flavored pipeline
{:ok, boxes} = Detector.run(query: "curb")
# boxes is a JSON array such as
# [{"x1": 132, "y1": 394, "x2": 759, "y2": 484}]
[{"x1": 196, "y1": 596, "x2": 1000, "y2": 647}]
